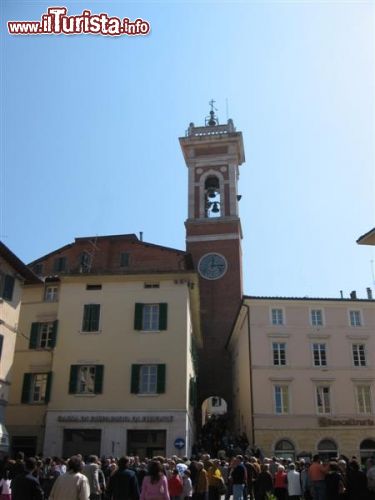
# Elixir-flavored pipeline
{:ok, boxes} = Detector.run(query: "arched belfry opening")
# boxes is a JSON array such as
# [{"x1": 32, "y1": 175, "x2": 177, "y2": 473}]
[{"x1": 204, "y1": 176, "x2": 221, "y2": 218}]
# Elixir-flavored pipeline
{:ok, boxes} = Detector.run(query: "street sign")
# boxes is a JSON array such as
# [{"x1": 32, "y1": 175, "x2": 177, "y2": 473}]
[{"x1": 174, "y1": 437, "x2": 185, "y2": 449}]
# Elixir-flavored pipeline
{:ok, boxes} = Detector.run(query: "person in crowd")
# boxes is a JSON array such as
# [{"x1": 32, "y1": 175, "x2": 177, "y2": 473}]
[
  {"x1": 9, "y1": 452, "x2": 25, "y2": 480},
  {"x1": 10, "y1": 457, "x2": 44, "y2": 500},
  {"x1": 269, "y1": 457, "x2": 279, "y2": 479},
  {"x1": 40, "y1": 457, "x2": 61, "y2": 498},
  {"x1": 287, "y1": 463, "x2": 302, "y2": 500},
  {"x1": 346, "y1": 459, "x2": 367, "y2": 500},
  {"x1": 298, "y1": 460, "x2": 312, "y2": 500},
  {"x1": 49, "y1": 455, "x2": 90, "y2": 500},
  {"x1": 83, "y1": 455, "x2": 102, "y2": 500},
  {"x1": 140, "y1": 460, "x2": 170, "y2": 500},
  {"x1": 231, "y1": 456, "x2": 247, "y2": 500},
  {"x1": 254, "y1": 463, "x2": 273, "y2": 500},
  {"x1": 0, "y1": 469, "x2": 12, "y2": 500},
  {"x1": 182, "y1": 469, "x2": 193, "y2": 500},
  {"x1": 106, "y1": 456, "x2": 140, "y2": 500},
  {"x1": 273, "y1": 464, "x2": 287, "y2": 500},
  {"x1": 244, "y1": 456, "x2": 258, "y2": 500},
  {"x1": 308, "y1": 455, "x2": 328, "y2": 500},
  {"x1": 194, "y1": 461, "x2": 209, "y2": 500},
  {"x1": 207, "y1": 459, "x2": 224, "y2": 500},
  {"x1": 168, "y1": 469, "x2": 183, "y2": 500},
  {"x1": 367, "y1": 458, "x2": 375, "y2": 496},
  {"x1": 325, "y1": 461, "x2": 345, "y2": 500}
]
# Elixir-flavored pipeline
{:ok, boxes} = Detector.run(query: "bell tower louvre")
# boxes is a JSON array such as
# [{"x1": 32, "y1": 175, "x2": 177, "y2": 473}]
[{"x1": 179, "y1": 103, "x2": 246, "y2": 412}]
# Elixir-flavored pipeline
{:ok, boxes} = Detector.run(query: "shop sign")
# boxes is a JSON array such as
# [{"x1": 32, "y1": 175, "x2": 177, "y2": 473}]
[
  {"x1": 57, "y1": 415, "x2": 174, "y2": 423},
  {"x1": 319, "y1": 417, "x2": 374, "y2": 427}
]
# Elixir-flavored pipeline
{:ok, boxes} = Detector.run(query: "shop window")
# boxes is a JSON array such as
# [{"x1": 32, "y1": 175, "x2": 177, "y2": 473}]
[
  {"x1": 274, "y1": 439, "x2": 295, "y2": 460},
  {"x1": 317, "y1": 439, "x2": 337, "y2": 460},
  {"x1": 360, "y1": 439, "x2": 375, "y2": 465}
]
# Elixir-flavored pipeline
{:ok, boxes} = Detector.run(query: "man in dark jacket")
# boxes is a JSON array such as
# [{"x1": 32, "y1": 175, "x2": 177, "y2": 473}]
[
  {"x1": 11, "y1": 457, "x2": 44, "y2": 500},
  {"x1": 106, "y1": 456, "x2": 140, "y2": 500}
]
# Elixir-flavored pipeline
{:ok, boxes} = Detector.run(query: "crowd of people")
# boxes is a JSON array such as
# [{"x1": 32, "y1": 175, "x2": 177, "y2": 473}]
[{"x1": 0, "y1": 450, "x2": 375, "y2": 500}]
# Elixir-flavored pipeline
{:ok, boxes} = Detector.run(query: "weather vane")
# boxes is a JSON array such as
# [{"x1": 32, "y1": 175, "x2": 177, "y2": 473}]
[{"x1": 206, "y1": 99, "x2": 219, "y2": 126}]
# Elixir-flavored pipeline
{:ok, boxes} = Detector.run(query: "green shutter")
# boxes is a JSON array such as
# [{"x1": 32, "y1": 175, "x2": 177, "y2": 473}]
[
  {"x1": 91, "y1": 305, "x2": 100, "y2": 331},
  {"x1": 157, "y1": 364, "x2": 166, "y2": 394},
  {"x1": 45, "y1": 372, "x2": 52, "y2": 403},
  {"x1": 83, "y1": 305, "x2": 100, "y2": 331},
  {"x1": 69, "y1": 365, "x2": 79, "y2": 394},
  {"x1": 189, "y1": 378, "x2": 196, "y2": 406},
  {"x1": 21, "y1": 373, "x2": 32, "y2": 403},
  {"x1": 82, "y1": 305, "x2": 90, "y2": 331},
  {"x1": 134, "y1": 303, "x2": 143, "y2": 330},
  {"x1": 159, "y1": 303, "x2": 168, "y2": 330},
  {"x1": 50, "y1": 320, "x2": 58, "y2": 348},
  {"x1": 29, "y1": 323, "x2": 39, "y2": 349},
  {"x1": 94, "y1": 365, "x2": 104, "y2": 394},
  {"x1": 3, "y1": 275, "x2": 15, "y2": 301},
  {"x1": 131, "y1": 365, "x2": 140, "y2": 393}
]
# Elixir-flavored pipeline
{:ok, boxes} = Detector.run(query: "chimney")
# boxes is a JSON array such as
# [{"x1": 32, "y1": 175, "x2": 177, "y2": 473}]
[
  {"x1": 350, "y1": 290, "x2": 357, "y2": 300},
  {"x1": 139, "y1": 231, "x2": 143, "y2": 242},
  {"x1": 340, "y1": 290, "x2": 344, "y2": 299},
  {"x1": 366, "y1": 287, "x2": 373, "y2": 300}
]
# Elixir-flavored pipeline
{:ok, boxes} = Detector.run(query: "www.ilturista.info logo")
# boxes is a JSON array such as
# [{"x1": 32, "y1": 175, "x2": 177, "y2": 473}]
[{"x1": 8, "y1": 7, "x2": 151, "y2": 36}]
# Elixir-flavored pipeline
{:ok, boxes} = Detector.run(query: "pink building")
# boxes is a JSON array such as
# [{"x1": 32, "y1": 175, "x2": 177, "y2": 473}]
[{"x1": 228, "y1": 295, "x2": 375, "y2": 462}]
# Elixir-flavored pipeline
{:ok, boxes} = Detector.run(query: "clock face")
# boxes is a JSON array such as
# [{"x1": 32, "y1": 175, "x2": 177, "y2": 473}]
[{"x1": 198, "y1": 253, "x2": 228, "y2": 280}]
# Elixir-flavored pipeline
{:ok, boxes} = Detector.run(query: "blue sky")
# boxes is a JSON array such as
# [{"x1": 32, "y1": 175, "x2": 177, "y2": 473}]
[{"x1": 1, "y1": 0, "x2": 374, "y2": 298}]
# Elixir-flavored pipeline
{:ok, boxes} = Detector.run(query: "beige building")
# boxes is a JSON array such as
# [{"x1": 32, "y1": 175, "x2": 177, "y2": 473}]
[
  {"x1": 6, "y1": 234, "x2": 201, "y2": 458},
  {"x1": 228, "y1": 295, "x2": 375, "y2": 462},
  {"x1": 0, "y1": 242, "x2": 40, "y2": 455}
]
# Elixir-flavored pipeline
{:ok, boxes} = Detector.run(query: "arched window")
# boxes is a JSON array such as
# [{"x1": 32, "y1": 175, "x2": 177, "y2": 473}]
[
  {"x1": 274, "y1": 439, "x2": 295, "y2": 460},
  {"x1": 204, "y1": 176, "x2": 221, "y2": 218},
  {"x1": 360, "y1": 439, "x2": 375, "y2": 464},
  {"x1": 317, "y1": 438, "x2": 337, "y2": 461}
]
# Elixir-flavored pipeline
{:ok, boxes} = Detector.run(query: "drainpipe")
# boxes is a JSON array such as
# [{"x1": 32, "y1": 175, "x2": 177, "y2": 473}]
[{"x1": 243, "y1": 302, "x2": 255, "y2": 448}]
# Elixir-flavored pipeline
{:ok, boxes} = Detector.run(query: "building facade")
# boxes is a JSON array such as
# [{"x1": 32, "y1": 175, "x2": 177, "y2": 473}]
[
  {"x1": 228, "y1": 296, "x2": 375, "y2": 462},
  {"x1": 6, "y1": 235, "x2": 201, "y2": 458},
  {"x1": 180, "y1": 111, "x2": 245, "y2": 409},
  {"x1": 0, "y1": 242, "x2": 40, "y2": 456}
]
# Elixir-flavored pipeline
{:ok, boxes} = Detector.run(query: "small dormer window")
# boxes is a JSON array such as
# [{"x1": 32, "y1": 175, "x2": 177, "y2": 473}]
[
  {"x1": 53, "y1": 256, "x2": 67, "y2": 273},
  {"x1": 120, "y1": 252, "x2": 130, "y2": 267},
  {"x1": 79, "y1": 252, "x2": 91, "y2": 273}
]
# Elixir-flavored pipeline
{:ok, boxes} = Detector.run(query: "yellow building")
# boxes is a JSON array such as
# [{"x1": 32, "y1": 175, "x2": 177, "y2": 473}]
[
  {"x1": 228, "y1": 295, "x2": 375, "y2": 462},
  {"x1": 6, "y1": 234, "x2": 201, "y2": 458},
  {"x1": 0, "y1": 242, "x2": 40, "y2": 456}
]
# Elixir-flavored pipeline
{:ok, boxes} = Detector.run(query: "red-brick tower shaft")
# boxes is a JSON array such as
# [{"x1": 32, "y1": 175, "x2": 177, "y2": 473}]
[{"x1": 180, "y1": 112, "x2": 246, "y2": 414}]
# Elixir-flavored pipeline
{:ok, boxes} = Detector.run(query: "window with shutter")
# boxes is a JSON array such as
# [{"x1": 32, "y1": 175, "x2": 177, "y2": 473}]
[
  {"x1": 134, "y1": 303, "x2": 168, "y2": 331},
  {"x1": 2, "y1": 275, "x2": 15, "y2": 301},
  {"x1": 69, "y1": 365, "x2": 103, "y2": 394},
  {"x1": 82, "y1": 304, "x2": 100, "y2": 332},
  {"x1": 29, "y1": 322, "x2": 57, "y2": 349},
  {"x1": 21, "y1": 373, "x2": 50, "y2": 404},
  {"x1": 132, "y1": 364, "x2": 166, "y2": 395}
]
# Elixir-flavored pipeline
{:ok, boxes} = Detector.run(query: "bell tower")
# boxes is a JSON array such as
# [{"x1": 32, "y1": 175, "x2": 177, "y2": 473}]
[{"x1": 180, "y1": 104, "x2": 245, "y2": 412}]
